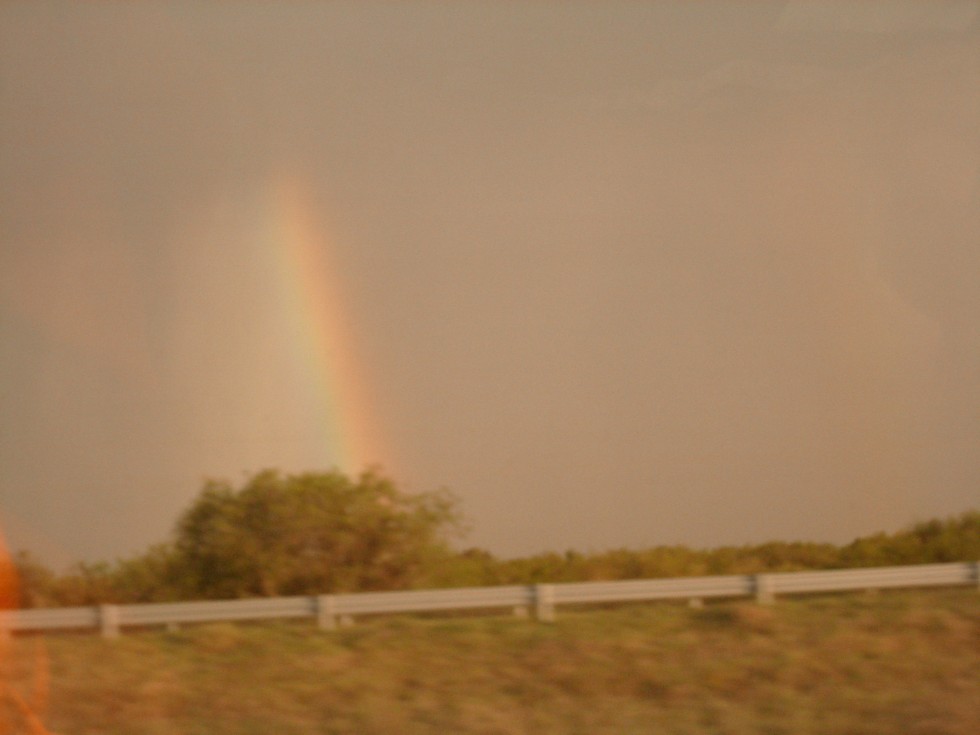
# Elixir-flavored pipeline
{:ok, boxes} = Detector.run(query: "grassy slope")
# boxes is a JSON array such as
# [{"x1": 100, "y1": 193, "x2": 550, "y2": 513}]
[{"x1": 2, "y1": 588, "x2": 978, "y2": 735}]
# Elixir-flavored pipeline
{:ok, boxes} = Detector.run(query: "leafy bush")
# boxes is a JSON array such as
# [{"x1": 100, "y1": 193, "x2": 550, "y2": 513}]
[{"x1": 172, "y1": 468, "x2": 463, "y2": 598}]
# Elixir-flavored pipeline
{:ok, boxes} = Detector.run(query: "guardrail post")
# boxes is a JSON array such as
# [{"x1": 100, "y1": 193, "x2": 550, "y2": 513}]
[
  {"x1": 753, "y1": 575, "x2": 774, "y2": 605},
  {"x1": 315, "y1": 595, "x2": 337, "y2": 630},
  {"x1": 534, "y1": 584, "x2": 555, "y2": 622},
  {"x1": 99, "y1": 604, "x2": 120, "y2": 639},
  {"x1": 973, "y1": 561, "x2": 980, "y2": 590}
]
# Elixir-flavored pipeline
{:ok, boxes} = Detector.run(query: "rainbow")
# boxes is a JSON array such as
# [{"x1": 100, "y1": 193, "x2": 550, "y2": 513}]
[{"x1": 261, "y1": 175, "x2": 388, "y2": 476}]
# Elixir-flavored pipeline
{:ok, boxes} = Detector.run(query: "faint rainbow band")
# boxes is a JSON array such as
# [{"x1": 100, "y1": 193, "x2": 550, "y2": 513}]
[{"x1": 264, "y1": 176, "x2": 388, "y2": 476}]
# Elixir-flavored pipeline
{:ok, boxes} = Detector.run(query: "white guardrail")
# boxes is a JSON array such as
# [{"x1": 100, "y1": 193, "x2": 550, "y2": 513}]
[{"x1": 1, "y1": 562, "x2": 976, "y2": 638}]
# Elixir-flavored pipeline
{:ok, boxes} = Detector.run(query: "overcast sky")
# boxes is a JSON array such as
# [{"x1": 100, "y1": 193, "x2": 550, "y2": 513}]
[{"x1": 1, "y1": 1, "x2": 978, "y2": 565}]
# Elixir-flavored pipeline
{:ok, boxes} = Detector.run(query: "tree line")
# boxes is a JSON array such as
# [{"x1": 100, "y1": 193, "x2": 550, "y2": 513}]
[{"x1": 8, "y1": 468, "x2": 979, "y2": 608}]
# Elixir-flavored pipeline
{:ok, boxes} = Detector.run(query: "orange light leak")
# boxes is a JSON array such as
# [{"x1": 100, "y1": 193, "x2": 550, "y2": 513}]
[
  {"x1": 0, "y1": 531, "x2": 55, "y2": 735},
  {"x1": 0, "y1": 532, "x2": 16, "y2": 612}
]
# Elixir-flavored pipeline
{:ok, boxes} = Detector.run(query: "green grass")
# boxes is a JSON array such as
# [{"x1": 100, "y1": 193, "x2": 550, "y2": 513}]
[{"x1": 2, "y1": 588, "x2": 978, "y2": 734}]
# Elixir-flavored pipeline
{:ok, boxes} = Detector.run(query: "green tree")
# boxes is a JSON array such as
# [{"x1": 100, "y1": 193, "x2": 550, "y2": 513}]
[
  {"x1": 11, "y1": 550, "x2": 57, "y2": 608},
  {"x1": 840, "y1": 511, "x2": 980, "y2": 567},
  {"x1": 50, "y1": 561, "x2": 118, "y2": 606},
  {"x1": 173, "y1": 468, "x2": 464, "y2": 599},
  {"x1": 111, "y1": 543, "x2": 186, "y2": 603}
]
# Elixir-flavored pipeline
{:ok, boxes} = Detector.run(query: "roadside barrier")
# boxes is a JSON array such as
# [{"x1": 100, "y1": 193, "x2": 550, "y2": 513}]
[{"x1": 1, "y1": 561, "x2": 976, "y2": 638}]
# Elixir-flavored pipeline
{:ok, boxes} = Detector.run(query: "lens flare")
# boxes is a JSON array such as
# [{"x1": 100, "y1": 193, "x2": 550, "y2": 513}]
[
  {"x1": 0, "y1": 531, "x2": 55, "y2": 735},
  {"x1": 0, "y1": 533, "x2": 16, "y2": 611}
]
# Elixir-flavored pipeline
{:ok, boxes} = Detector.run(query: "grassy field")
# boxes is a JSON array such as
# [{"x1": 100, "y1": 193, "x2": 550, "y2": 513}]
[{"x1": 2, "y1": 588, "x2": 977, "y2": 734}]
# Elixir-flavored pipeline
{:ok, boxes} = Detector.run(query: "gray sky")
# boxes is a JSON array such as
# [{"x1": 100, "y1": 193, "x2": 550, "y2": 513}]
[{"x1": 1, "y1": 1, "x2": 978, "y2": 565}]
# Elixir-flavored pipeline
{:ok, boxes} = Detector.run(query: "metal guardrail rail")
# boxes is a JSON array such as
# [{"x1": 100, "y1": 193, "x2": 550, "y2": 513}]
[{"x1": 1, "y1": 561, "x2": 976, "y2": 638}]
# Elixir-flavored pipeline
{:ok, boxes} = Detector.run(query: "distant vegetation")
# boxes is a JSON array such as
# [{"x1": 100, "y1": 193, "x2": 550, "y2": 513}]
[{"x1": 8, "y1": 468, "x2": 980, "y2": 608}]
